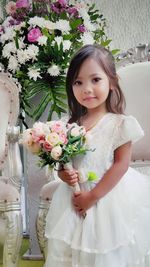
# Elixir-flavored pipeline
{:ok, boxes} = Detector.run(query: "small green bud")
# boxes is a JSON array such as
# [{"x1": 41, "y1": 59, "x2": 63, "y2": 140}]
[{"x1": 87, "y1": 171, "x2": 98, "y2": 181}]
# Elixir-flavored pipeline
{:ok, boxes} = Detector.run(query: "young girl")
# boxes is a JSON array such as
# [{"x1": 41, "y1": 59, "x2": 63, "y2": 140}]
[{"x1": 44, "y1": 44, "x2": 150, "y2": 267}]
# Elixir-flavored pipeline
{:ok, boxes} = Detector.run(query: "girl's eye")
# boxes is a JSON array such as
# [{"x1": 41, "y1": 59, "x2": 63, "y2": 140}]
[
  {"x1": 93, "y1": 77, "x2": 101, "y2": 83},
  {"x1": 73, "y1": 80, "x2": 82, "y2": 86}
]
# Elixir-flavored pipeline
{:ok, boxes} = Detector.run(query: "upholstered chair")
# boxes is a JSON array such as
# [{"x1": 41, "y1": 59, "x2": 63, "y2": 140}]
[
  {"x1": 0, "y1": 73, "x2": 23, "y2": 267},
  {"x1": 36, "y1": 56, "x2": 150, "y2": 260}
]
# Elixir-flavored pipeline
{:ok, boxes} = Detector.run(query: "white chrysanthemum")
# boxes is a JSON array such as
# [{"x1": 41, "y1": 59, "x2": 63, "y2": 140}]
[
  {"x1": 8, "y1": 56, "x2": 19, "y2": 72},
  {"x1": 37, "y1": 36, "x2": 48, "y2": 46},
  {"x1": 47, "y1": 64, "x2": 60, "y2": 76},
  {"x1": 78, "y1": 7, "x2": 89, "y2": 20},
  {"x1": 28, "y1": 68, "x2": 42, "y2": 81},
  {"x1": 0, "y1": 27, "x2": 15, "y2": 43},
  {"x1": 2, "y1": 16, "x2": 13, "y2": 28},
  {"x1": 28, "y1": 16, "x2": 46, "y2": 28},
  {"x1": 26, "y1": 44, "x2": 39, "y2": 61},
  {"x1": 84, "y1": 19, "x2": 96, "y2": 31},
  {"x1": 2, "y1": 42, "x2": 17, "y2": 58},
  {"x1": 44, "y1": 20, "x2": 55, "y2": 31},
  {"x1": 80, "y1": 32, "x2": 95, "y2": 45},
  {"x1": 62, "y1": 40, "x2": 71, "y2": 51},
  {"x1": 17, "y1": 49, "x2": 30, "y2": 64},
  {"x1": 14, "y1": 22, "x2": 26, "y2": 31},
  {"x1": 55, "y1": 19, "x2": 70, "y2": 33}
]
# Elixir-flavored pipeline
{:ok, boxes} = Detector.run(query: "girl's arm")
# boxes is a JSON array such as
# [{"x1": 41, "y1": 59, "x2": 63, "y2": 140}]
[{"x1": 73, "y1": 141, "x2": 132, "y2": 215}]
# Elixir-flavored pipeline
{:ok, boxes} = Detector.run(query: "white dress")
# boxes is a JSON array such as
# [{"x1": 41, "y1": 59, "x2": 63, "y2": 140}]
[{"x1": 44, "y1": 113, "x2": 150, "y2": 267}]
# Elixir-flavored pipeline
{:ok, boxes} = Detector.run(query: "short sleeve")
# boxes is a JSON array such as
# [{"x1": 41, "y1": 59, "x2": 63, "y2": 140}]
[{"x1": 113, "y1": 115, "x2": 144, "y2": 150}]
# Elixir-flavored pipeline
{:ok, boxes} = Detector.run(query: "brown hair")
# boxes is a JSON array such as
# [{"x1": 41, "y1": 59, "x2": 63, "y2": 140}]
[{"x1": 66, "y1": 44, "x2": 126, "y2": 123}]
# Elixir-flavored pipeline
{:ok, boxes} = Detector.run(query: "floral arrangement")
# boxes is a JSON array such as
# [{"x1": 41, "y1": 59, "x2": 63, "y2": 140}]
[
  {"x1": 20, "y1": 119, "x2": 90, "y2": 193},
  {"x1": 0, "y1": 0, "x2": 117, "y2": 124}
]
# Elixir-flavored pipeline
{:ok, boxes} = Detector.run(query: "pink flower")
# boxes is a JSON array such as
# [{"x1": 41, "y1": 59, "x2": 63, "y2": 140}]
[
  {"x1": 16, "y1": 0, "x2": 29, "y2": 8},
  {"x1": 59, "y1": 133, "x2": 68, "y2": 144},
  {"x1": 43, "y1": 141, "x2": 52, "y2": 152},
  {"x1": 6, "y1": 1, "x2": 17, "y2": 15},
  {"x1": 32, "y1": 131, "x2": 45, "y2": 143},
  {"x1": 27, "y1": 28, "x2": 42, "y2": 43},
  {"x1": 51, "y1": 121, "x2": 66, "y2": 134}
]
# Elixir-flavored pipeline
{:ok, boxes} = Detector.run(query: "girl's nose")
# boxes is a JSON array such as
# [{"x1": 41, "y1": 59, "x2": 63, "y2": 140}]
[{"x1": 83, "y1": 83, "x2": 92, "y2": 94}]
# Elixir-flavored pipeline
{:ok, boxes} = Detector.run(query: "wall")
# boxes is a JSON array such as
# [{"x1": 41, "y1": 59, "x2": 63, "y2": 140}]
[{"x1": 90, "y1": 0, "x2": 150, "y2": 51}]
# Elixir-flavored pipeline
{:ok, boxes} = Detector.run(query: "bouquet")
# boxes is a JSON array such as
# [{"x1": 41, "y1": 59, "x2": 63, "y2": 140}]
[
  {"x1": 0, "y1": 0, "x2": 116, "y2": 124},
  {"x1": 20, "y1": 119, "x2": 89, "y2": 191}
]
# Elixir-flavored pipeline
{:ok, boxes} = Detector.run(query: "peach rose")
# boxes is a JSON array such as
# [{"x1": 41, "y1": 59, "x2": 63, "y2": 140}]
[{"x1": 51, "y1": 145, "x2": 62, "y2": 160}]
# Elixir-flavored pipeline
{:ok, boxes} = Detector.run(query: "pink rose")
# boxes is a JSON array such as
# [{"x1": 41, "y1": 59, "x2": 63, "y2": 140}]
[
  {"x1": 51, "y1": 121, "x2": 66, "y2": 134},
  {"x1": 27, "y1": 28, "x2": 42, "y2": 43},
  {"x1": 32, "y1": 131, "x2": 45, "y2": 143},
  {"x1": 16, "y1": 0, "x2": 29, "y2": 8},
  {"x1": 43, "y1": 141, "x2": 52, "y2": 152},
  {"x1": 59, "y1": 133, "x2": 68, "y2": 144}
]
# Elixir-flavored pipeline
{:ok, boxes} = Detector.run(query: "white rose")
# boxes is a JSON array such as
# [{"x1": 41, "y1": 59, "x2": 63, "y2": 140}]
[
  {"x1": 70, "y1": 127, "x2": 80, "y2": 137},
  {"x1": 51, "y1": 146, "x2": 62, "y2": 160},
  {"x1": 46, "y1": 132, "x2": 60, "y2": 147}
]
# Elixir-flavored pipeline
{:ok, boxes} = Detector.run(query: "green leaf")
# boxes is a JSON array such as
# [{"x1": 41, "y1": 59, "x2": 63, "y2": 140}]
[
  {"x1": 32, "y1": 92, "x2": 51, "y2": 120},
  {"x1": 70, "y1": 18, "x2": 82, "y2": 30},
  {"x1": 101, "y1": 39, "x2": 112, "y2": 47},
  {"x1": 111, "y1": 49, "x2": 120, "y2": 55}
]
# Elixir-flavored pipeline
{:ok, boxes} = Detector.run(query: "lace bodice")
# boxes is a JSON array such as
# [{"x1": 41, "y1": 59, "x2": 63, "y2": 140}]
[{"x1": 73, "y1": 113, "x2": 144, "y2": 183}]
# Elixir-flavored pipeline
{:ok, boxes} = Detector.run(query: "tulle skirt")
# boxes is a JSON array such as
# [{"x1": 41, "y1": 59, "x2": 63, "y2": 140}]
[{"x1": 44, "y1": 167, "x2": 150, "y2": 267}]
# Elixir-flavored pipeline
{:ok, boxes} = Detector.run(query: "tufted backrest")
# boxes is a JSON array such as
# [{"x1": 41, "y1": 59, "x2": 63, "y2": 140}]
[
  {"x1": 0, "y1": 73, "x2": 19, "y2": 171},
  {"x1": 117, "y1": 61, "x2": 150, "y2": 161}
]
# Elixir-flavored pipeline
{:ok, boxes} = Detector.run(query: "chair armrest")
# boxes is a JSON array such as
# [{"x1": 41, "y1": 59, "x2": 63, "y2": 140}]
[{"x1": 2, "y1": 126, "x2": 22, "y2": 192}]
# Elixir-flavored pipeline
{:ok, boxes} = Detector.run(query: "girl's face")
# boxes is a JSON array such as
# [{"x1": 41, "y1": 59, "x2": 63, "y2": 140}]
[{"x1": 72, "y1": 57, "x2": 111, "y2": 113}]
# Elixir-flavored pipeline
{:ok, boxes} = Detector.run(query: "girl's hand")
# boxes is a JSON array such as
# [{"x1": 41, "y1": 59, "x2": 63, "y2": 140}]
[
  {"x1": 72, "y1": 191, "x2": 96, "y2": 216},
  {"x1": 58, "y1": 168, "x2": 79, "y2": 186}
]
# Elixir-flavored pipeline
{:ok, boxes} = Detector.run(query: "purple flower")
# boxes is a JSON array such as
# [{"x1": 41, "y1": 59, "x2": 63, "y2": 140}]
[
  {"x1": 78, "y1": 25, "x2": 87, "y2": 33},
  {"x1": 58, "y1": 0, "x2": 67, "y2": 6},
  {"x1": 9, "y1": 18, "x2": 20, "y2": 26},
  {"x1": 51, "y1": 2, "x2": 66, "y2": 14},
  {"x1": 27, "y1": 28, "x2": 42, "y2": 43},
  {"x1": 0, "y1": 26, "x2": 4, "y2": 34},
  {"x1": 68, "y1": 7, "x2": 78, "y2": 16},
  {"x1": 16, "y1": 0, "x2": 30, "y2": 9}
]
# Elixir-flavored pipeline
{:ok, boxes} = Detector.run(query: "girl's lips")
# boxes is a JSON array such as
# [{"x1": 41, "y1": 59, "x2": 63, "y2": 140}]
[{"x1": 83, "y1": 96, "x2": 96, "y2": 101}]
